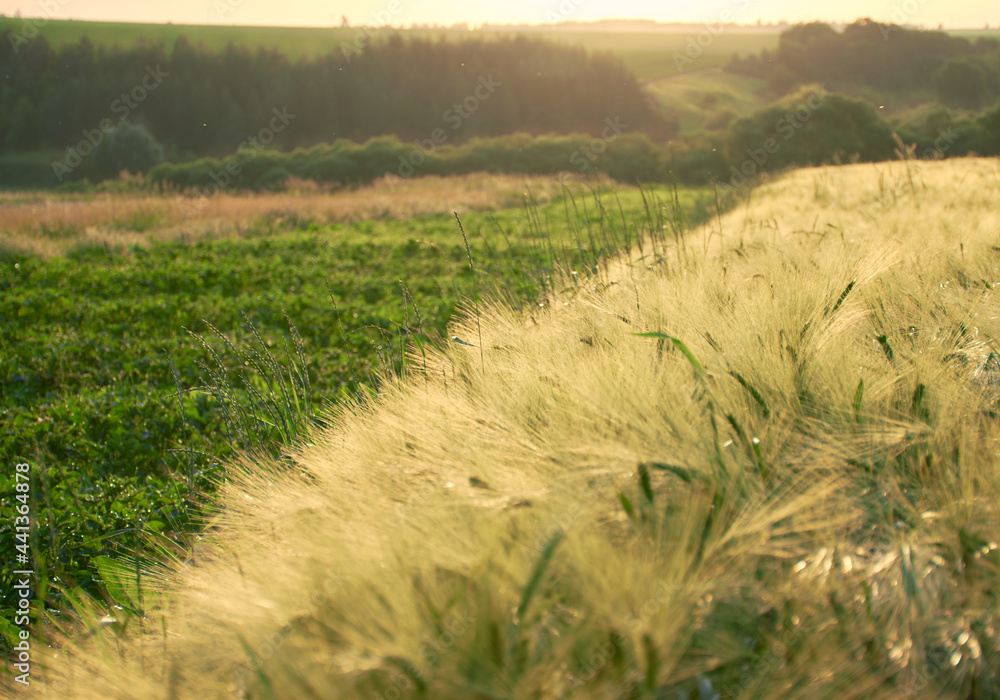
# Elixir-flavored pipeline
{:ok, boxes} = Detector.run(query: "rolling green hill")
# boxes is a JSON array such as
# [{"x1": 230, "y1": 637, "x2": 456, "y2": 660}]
[
  {"x1": 0, "y1": 17, "x2": 782, "y2": 80},
  {"x1": 645, "y1": 67, "x2": 769, "y2": 134}
]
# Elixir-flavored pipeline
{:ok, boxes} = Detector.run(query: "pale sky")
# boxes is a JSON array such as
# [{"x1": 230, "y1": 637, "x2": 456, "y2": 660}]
[{"x1": 0, "y1": 0, "x2": 996, "y2": 29}]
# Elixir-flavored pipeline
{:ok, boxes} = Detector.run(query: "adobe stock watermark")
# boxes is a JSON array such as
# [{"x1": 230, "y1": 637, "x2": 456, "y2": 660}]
[
  {"x1": 542, "y1": 0, "x2": 587, "y2": 24},
  {"x1": 51, "y1": 65, "x2": 170, "y2": 182},
  {"x1": 673, "y1": 0, "x2": 752, "y2": 72},
  {"x1": 562, "y1": 634, "x2": 624, "y2": 692},
  {"x1": 722, "y1": 622, "x2": 807, "y2": 699},
  {"x1": 210, "y1": 0, "x2": 242, "y2": 21},
  {"x1": 209, "y1": 0, "x2": 402, "y2": 60},
  {"x1": 232, "y1": 569, "x2": 346, "y2": 689},
  {"x1": 339, "y1": 0, "x2": 403, "y2": 63},
  {"x1": 723, "y1": 86, "x2": 828, "y2": 189},
  {"x1": 6, "y1": 0, "x2": 71, "y2": 53},
  {"x1": 919, "y1": 127, "x2": 959, "y2": 160},
  {"x1": 569, "y1": 117, "x2": 629, "y2": 172},
  {"x1": 176, "y1": 106, "x2": 296, "y2": 214},
  {"x1": 385, "y1": 75, "x2": 502, "y2": 181},
  {"x1": 623, "y1": 578, "x2": 681, "y2": 633},
  {"x1": 518, "y1": 471, "x2": 619, "y2": 564},
  {"x1": 880, "y1": 0, "x2": 930, "y2": 40},
  {"x1": 326, "y1": 606, "x2": 477, "y2": 699}
]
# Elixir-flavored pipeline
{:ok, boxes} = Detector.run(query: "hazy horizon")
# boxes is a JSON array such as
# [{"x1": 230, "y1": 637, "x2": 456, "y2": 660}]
[{"x1": 1, "y1": 0, "x2": 996, "y2": 30}]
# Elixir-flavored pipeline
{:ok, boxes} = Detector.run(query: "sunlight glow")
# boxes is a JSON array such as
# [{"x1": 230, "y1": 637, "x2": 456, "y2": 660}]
[{"x1": 0, "y1": 0, "x2": 995, "y2": 29}]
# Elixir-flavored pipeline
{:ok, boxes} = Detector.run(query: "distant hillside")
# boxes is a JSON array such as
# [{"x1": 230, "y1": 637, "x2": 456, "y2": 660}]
[
  {"x1": 0, "y1": 17, "x2": 783, "y2": 80},
  {"x1": 480, "y1": 19, "x2": 794, "y2": 33},
  {"x1": 728, "y1": 19, "x2": 1000, "y2": 109}
]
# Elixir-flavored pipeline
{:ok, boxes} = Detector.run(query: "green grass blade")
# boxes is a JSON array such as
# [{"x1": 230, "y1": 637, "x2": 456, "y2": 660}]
[
  {"x1": 830, "y1": 280, "x2": 856, "y2": 315},
  {"x1": 516, "y1": 529, "x2": 562, "y2": 625},
  {"x1": 731, "y1": 371, "x2": 771, "y2": 418},
  {"x1": 853, "y1": 379, "x2": 865, "y2": 422},
  {"x1": 619, "y1": 492, "x2": 635, "y2": 519},
  {"x1": 644, "y1": 462, "x2": 699, "y2": 484},
  {"x1": 638, "y1": 462, "x2": 654, "y2": 504},
  {"x1": 636, "y1": 332, "x2": 707, "y2": 380}
]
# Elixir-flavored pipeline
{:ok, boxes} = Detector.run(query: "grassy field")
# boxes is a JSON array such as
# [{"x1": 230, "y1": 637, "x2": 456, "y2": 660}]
[
  {"x1": 0, "y1": 173, "x2": 605, "y2": 258},
  {"x1": 507, "y1": 30, "x2": 781, "y2": 80},
  {"x1": 0, "y1": 17, "x2": 782, "y2": 80},
  {"x1": 0, "y1": 174, "x2": 718, "y2": 655},
  {"x1": 645, "y1": 67, "x2": 770, "y2": 134},
  {"x1": 19, "y1": 157, "x2": 1000, "y2": 699}
]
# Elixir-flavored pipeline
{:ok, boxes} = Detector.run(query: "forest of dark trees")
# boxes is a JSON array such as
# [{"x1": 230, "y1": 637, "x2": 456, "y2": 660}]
[
  {"x1": 727, "y1": 19, "x2": 1000, "y2": 108},
  {"x1": 0, "y1": 34, "x2": 669, "y2": 159},
  {"x1": 2, "y1": 19, "x2": 1000, "y2": 190}
]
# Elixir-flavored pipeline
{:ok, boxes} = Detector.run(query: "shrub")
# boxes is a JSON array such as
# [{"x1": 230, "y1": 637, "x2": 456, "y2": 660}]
[
  {"x1": 255, "y1": 166, "x2": 292, "y2": 191},
  {"x1": 978, "y1": 98, "x2": 1000, "y2": 155},
  {"x1": 894, "y1": 106, "x2": 992, "y2": 159},
  {"x1": 669, "y1": 146, "x2": 730, "y2": 185},
  {"x1": 87, "y1": 122, "x2": 165, "y2": 182},
  {"x1": 726, "y1": 88, "x2": 895, "y2": 181},
  {"x1": 934, "y1": 58, "x2": 987, "y2": 110}
]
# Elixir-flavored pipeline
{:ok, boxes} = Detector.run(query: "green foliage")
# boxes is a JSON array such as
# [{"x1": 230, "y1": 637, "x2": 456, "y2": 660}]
[
  {"x1": 0, "y1": 17, "x2": 785, "y2": 81},
  {"x1": 934, "y1": 58, "x2": 988, "y2": 110},
  {"x1": 668, "y1": 145, "x2": 730, "y2": 185},
  {"x1": 725, "y1": 89, "x2": 896, "y2": 179},
  {"x1": 190, "y1": 313, "x2": 314, "y2": 455},
  {"x1": 728, "y1": 19, "x2": 1000, "y2": 107},
  {"x1": 893, "y1": 105, "x2": 992, "y2": 160},
  {"x1": 979, "y1": 98, "x2": 1000, "y2": 154},
  {"x1": 0, "y1": 184, "x2": 718, "y2": 643},
  {"x1": 86, "y1": 122, "x2": 165, "y2": 181},
  {"x1": 147, "y1": 132, "x2": 677, "y2": 192},
  {"x1": 4, "y1": 21, "x2": 1000, "y2": 195},
  {"x1": 0, "y1": 32, "x2": 669, "y2": 159},
  {"x1": 255, "y1": 166, "x2": 292, "y2": 192},
  {"x1": 0, "y1": 151, "x2": 65, "y2": 189}
]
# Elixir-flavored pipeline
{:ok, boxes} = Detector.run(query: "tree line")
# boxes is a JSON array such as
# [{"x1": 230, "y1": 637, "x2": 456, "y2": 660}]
[
  {"x1": 0, "y1": 32, "x2": 670, "y2": 160},
  {"x1": 3, "y1": 20, "x2": 1000, "y2": 192},
  {"x1": 139, "y1": 88, "x2": 1000, "y2": 194},
  {"x1": 727, "y1": 19, "x2": 1000, "y2": 109}
]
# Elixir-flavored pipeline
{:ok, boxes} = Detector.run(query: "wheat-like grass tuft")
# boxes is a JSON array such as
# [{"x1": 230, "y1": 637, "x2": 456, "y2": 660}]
[{"x1": 25, "y1": 159, "x2": 1000, "y2": 699}]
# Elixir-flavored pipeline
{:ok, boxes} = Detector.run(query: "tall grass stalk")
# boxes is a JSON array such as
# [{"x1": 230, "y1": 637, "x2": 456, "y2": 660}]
[
  {"x1": 187, "y1": 314, "x2": 314, "y2": 458},
  {"x1": 26, "y1": 176, "x2": 743, "y2": 698},
  {"x1": 455, "y1": 212, "x2": 484, "y2": 370}
]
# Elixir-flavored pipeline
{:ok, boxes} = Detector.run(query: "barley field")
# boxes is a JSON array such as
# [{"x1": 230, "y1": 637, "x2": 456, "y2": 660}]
[{"x1": 25, "y1": 159, "x2": 1000, "y2": 698}]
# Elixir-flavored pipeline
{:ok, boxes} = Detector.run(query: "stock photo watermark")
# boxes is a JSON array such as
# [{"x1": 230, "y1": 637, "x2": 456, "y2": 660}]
[
  {"x1": 339, "y1": 1, "x2": 403, "y2": 62},
  {"x1": 563, "y1": 635, "x2": 622, "y2": 692},
  {"x1": 386, "y1": 74, "x2": 502, "y2": 180},
  {"x1": 209, "y1": 0, "x2": 401, "y2": 60},
  {"x1": 920, "y1": 127, "x2": 959, "y2": 159},
  {"x1": 321, "y1": 606, "x2": 477, "y2": 699},
  {"x1": 10, "y1": 462, "x2": 33, "y2": 686},
  {"x1": 231, "y1": 568, "x2": 346, "y2": 689},
  {"x1": 673, "y1": 0, "x2": 753, "y2": 72},
  {"x1": 518, "y1": 470, "x2": 619, "y2": 564},
  {"x1": 6, "y1": 0, "x2": 71, "y2": 52},
  {"x1": 723, "y1": 86, "x2": 828, "y2": 188},
  {"x1": 569, "y1": 116, "x2": 629, "y2": 171},
  {"x1": 543, "y1": 0, "x2": 587, "y2": 24},
  {"x1": 177, "y1": 106, "x2": 296, "y2": 214},
  {"x1": 50, "y1": 65, "x2": 170, "y2": 182},
  {"x1": 880, "y1": 0, "x2": 931, "y2": 39}
]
